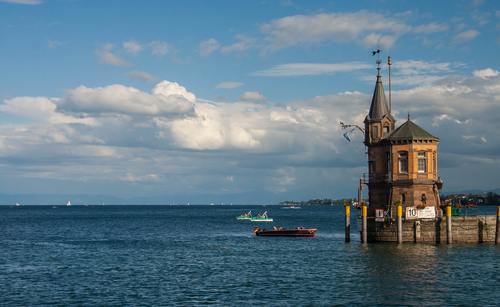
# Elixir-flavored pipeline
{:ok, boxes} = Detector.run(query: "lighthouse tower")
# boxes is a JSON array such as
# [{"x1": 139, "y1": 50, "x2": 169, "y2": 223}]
[{"x1": 364, "y1": 60, "x2": 441, "y2": 212}]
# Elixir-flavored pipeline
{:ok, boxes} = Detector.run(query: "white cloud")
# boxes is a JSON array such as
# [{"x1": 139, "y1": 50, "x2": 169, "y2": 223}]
[
  {"x1": 215, "y1": 82, "x2": 242, "y2": 89},
  {"x1": 94, "y1": 49, "x2": 133, "y2": 67},
  {"x1": 260, "y1": 11, "x2": 411, "y2": 54},
  {"x1": 0, "y1": 96, "x2": 100, "y2": 126},
  {"x1": 126, "y1": 71, "x2": 159, "y2": 83},
  {"x1": 473, "y1": 68, "x2": 499, "y2": 78},
  {"x1": 58, "y1": 81, "x2": 195, "y2": 115},
  {"x1": 452, "y1": 29, "x2": 480, "y2": 43},
  {"x1": 123, "y1": 40, "x2": 144, "y2": 55},
  {"x1": 2, "y1": 73, "x2": 500, "y2": 198},
  {"x1": 251, "y1": 62, "x2": 372, "y2": 76},
  {"x1": 149, "y1": 41, "x2": 171, "y2": 57},
  {"x1": 199, "y1": 38, "x2": 220, "y2": 57},
  {"x1": 239, "y1": 91, "x2": 268, "y2": 102}
]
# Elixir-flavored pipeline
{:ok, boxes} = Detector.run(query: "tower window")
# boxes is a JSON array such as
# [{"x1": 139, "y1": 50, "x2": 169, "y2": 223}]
[
  {"x1": 373, "y1": 126, "x2": 378, "y2": 139},
  {"x1": 399, "y1": 152, "x2": 408, "y2": 173},
  {"x1": 383, "y1": 126, "x2": 389, "y2": 137},
  {"x1": 418, "y1": 152, "x2": 426, "y2": 173}
]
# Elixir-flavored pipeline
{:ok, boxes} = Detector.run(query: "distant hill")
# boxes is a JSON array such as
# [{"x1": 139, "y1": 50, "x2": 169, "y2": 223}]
[
  {"x1": 441, "y1": 188, "x2": 500, "y2": 195},
  {"x1": 0, "y1": 191, "x2": 287, "y2": 205}
]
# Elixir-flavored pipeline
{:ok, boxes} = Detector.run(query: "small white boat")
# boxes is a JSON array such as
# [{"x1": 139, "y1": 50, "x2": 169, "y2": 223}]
[
  {"x1": 67, "y1": 201, "x2": 72, "y2": 206},
  {"x1": 16, "y1": 202, "x2": 20, "y2": 206}
]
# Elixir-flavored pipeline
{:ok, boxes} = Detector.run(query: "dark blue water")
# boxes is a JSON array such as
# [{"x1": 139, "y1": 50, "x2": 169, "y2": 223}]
[{"x1": 1, "y1": 205, "x2": 499, "y2": 306}]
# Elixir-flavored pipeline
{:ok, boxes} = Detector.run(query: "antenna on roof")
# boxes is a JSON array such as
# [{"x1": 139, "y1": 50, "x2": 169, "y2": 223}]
[{"x1": 388, "y1": 55, "x2": 392, "y2": 113}]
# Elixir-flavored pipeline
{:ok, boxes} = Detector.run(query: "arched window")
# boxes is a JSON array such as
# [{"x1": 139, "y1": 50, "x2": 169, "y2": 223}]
[{"x1": 399, "y1": 152, "x2": 408, "y2": 173}]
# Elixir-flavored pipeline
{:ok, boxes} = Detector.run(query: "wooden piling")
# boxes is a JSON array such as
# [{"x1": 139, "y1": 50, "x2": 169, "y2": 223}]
[
  {"x1": 361, "y1": 206, "x2": 367, "y2": 243},
  {"x1": 496, "y1": 206, "x2": 500, "y2": 244},
  {"x1": 446, "y1": 206, "x2": 452, "y2": 244},
  {"x1": 345, "y1": 205, "x2": 350, "y2": 243},
  {"x1": 397, "y1": 205, "x2": 402, "y2": 244}
]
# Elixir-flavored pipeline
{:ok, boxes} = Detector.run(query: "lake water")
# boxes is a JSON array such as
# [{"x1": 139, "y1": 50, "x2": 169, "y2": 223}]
[{"x1": 1, "y1": 205, "x2": 499, "y2": 306}]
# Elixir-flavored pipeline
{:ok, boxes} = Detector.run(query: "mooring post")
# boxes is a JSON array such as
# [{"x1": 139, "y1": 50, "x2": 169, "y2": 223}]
[
  {"x1": 345, "y1": 205, "x2": 350, "y2": 243},
  {"x1": 495, "y1": 206, "x2": 500, "y2": 244},
  {"x1": 361, "y1": 205, "x2": 367, "y2": 243},
  {"x1": 446, "y1": 205, "x2": 453, "y2": 244},
  {"x1": 397, "y1": 205, "x2": 402, "y2": 244}
]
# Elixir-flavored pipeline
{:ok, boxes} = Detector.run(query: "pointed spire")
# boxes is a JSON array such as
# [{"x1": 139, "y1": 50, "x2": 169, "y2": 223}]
[
  {"x1": 367, "y1": 61, "x2": 394, "y2": 122},
  {"x1": 408, "y1": 112, "x2": 410, "y2": 121}
]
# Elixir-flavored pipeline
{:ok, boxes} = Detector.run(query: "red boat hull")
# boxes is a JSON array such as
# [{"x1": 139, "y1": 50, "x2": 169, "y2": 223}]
[{"x1": 255, "y1": 228, "x2": 316, "y2": 237}]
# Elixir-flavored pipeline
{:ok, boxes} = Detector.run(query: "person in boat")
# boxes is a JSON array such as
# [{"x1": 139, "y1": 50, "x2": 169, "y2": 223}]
[
  {"x1": 273, "y1": 226, "x2": 277, "y2": 230},
  {"x1": 257, "y1": 213, "x2": 261, "y2": 218}
]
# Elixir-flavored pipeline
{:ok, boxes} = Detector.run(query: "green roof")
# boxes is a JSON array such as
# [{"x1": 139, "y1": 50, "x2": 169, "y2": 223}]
[{"x1": 385, "y1": 119, "x2": 439, "y2": 141}]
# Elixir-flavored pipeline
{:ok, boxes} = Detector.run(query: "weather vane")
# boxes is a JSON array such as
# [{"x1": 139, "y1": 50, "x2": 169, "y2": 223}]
[{"x1": 372, "y1": 48, "x2": 382, "y2": 70}]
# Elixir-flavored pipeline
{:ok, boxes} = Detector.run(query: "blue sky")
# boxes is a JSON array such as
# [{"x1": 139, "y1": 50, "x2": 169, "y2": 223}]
[{"x1": 1, "y1": 0, "x2": 499, "y2": 203}]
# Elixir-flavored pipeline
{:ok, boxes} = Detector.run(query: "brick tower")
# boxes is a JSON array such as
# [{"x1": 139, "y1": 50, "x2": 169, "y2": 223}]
[{"x1": 364, "y1": 62, "x2": 441, "y2": 212}]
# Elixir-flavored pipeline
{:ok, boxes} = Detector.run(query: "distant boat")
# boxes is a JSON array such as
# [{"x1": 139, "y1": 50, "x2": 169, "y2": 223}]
[
  {"x1": 52, "y1": 206, "x2": 57, "y2": 209},
  {"x1": 282, "y1": 205, "x2": 301, "y2": 209},
  {"x1": 67, "y1": 201, "x2": 72, "y2": 206},
  {"x1": 16, "y1": 202, "x2": 20, "y2": 206}
]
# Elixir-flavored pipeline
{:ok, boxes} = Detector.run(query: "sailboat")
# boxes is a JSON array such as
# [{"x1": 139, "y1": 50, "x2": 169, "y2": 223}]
[{"x1": 67, "y1": 201, "x2": 72, "y2": 206}]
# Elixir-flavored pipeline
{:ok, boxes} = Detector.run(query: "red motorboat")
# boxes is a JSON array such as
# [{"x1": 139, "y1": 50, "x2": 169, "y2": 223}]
[{"x1": 254, "y1": 227, "x2": 317, "y2": 237}]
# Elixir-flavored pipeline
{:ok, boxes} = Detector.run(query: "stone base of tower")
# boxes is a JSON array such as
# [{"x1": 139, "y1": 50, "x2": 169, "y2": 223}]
[
  {"x1": 362, "y1": 216, "x2": 497, "y2": 243},
  {"x1": 368, "y1": 180, "x2": 441, "y2": 210}
]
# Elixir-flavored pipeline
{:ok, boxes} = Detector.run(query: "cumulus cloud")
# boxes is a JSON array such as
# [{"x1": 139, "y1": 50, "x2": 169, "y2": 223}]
[
  {"x1": 239, "y1": 91, "x2": 268, "y2": 102},
  {"x1": 123, "y1": 40, "x2": 144, "y2": 55},
  {"x1": 199, "y1": 38, "x2": 220, "y2": 57},
  {"x1": 58, "y1": 81, "x2": 195, "y2": 116},
  {"x1": 215, "y1": 82, "x2": 242, "y2": 89},
  {"x1": 452, "y1": 29, "x2": 480, "y2": 43},
  {"x1": 94, "y1": 48, "x2": 133, "y2": 67},
  {"x1": 473, "y1": 68, "x2": 499, "y2": 78},
  {"x1": 2, "y1": 72, "x2": 500, "y2": 197},
  {"x1": 260, "y1": 11, "x2": 411, "y2": 54},
  {"x1": 0, "y1": 96, "x2": 100, "y2": 126},
  {"x1": 126, "y1": 71, "x2": 159, "y2": 83}
]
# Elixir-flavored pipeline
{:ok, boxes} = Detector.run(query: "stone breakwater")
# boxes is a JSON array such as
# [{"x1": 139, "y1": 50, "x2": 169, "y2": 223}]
[{"x1": 364, "y1": 216, "x2": 497, "y2": 243}]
